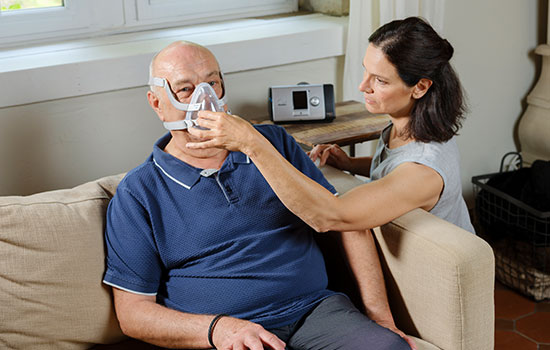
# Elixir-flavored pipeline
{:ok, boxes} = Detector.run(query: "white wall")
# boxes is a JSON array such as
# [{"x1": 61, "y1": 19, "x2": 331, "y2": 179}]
[
  {"x1": 444, "y1": 0, "x2": 540, "y2": 204},
  {"x1": 0, "y1": 57, "x2": 343, "y2": 196},
  {"x1": 0, "y1": 1, "x2": 543, "y2": 204}
]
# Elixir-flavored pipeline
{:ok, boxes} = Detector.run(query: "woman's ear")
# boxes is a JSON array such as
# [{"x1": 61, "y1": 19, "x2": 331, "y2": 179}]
[{"x1": 412, "y1": 78, "x2": 433, "y2": 99}]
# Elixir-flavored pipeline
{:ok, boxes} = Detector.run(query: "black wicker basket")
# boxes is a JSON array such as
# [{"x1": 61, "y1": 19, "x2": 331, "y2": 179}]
[{"x1": 472, "y1": 170, "x2": 550, "y2": 300}]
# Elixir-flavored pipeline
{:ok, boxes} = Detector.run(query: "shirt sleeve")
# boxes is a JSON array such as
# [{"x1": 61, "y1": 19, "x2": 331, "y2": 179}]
[
  {"x1": 103, "y1": 186, "x2": 163, "y2": 295},
  {"x1": 255, "y1": 125, "x2": 337, "y2": 195}
]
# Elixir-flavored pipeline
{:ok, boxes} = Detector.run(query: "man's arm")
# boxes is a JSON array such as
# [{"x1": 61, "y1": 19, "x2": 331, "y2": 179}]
[
  {"x1": 339, "y1": 230, "x2": 416, "y2": 349},
  {"x1": 112, "y1": 288, "x2": 285, "y2": 350}
]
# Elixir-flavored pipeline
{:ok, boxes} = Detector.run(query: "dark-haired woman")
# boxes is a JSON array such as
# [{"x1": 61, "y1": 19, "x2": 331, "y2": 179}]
[
  {"x1": 188, "y1": 16, "x2": 472, "y2": 347},
  {"x1": 189, "y1": 16, "x2": 474, "y2": 234}
]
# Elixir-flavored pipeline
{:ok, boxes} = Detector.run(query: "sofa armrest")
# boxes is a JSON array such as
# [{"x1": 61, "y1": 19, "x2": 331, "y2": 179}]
[{"x1": 374, "y1": 209, "x2": 495, "y2": 350}]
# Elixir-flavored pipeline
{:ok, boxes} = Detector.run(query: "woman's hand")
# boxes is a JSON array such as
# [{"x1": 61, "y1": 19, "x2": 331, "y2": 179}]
[
  {"x1": 186, "y1": 110, "x2": 259, "y2": 155},
  {"x1": 308, "y1": 144, "x2": 352, "y2": 171}
]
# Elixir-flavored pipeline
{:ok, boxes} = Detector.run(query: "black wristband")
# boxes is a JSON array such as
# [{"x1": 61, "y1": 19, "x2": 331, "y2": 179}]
[{"x1": 208, "y1": 314, "x2": 228, "y2": 349}]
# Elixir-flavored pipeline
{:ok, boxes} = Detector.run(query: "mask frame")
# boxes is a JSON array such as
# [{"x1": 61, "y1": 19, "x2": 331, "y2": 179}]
[{"x1": 148, "y1": 75, "x2": 228, "y2": 130}]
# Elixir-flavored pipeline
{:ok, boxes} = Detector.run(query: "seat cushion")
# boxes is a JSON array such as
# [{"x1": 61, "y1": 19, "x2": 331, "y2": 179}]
[{"x1": 0, "y1": 174, "x2": 126, "y2": 349}]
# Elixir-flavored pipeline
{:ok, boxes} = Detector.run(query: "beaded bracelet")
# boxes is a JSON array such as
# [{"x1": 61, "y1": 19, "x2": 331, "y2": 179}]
[{"x1": 208, "y1": 314, "x2": 228, "y2": 349}]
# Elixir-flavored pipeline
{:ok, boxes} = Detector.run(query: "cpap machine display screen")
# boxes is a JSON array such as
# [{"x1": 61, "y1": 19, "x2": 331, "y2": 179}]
[{"x1": 292, "y1": 90, "x2": 308, "y2": 110}]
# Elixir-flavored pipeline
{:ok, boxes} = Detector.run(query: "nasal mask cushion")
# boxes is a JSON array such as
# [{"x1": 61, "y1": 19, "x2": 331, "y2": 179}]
[{"x1": 149, "y1": 78, "x2": 228, "y2": 130}]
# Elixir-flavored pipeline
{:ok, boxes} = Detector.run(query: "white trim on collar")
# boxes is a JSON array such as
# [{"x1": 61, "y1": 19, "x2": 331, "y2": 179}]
[{"x1": 153, "y1": 158, "x2": 192, "y2": 190}]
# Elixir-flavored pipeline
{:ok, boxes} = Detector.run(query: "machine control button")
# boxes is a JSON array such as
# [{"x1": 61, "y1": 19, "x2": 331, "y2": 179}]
[{"x1": 310, "y1": 96, "x2": 321, "y2": 106}]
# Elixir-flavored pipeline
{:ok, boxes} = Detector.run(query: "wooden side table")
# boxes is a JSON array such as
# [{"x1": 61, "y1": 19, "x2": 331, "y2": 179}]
[{"x1": 254, "y1": 100, "x2": 390, "y2": 155}]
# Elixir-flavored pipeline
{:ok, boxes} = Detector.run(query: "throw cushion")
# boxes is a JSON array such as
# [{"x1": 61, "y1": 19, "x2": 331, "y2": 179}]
[{"x1": 0, "y1": 174, "x2": 126, "y2": 349}]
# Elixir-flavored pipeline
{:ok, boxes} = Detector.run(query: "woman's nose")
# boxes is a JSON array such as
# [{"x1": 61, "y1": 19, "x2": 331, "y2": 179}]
[{"x1": 359, "y1": 78, "x2": 373, "y2": 94}]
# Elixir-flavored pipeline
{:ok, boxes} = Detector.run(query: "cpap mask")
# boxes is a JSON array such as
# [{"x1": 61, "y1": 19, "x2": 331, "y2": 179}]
[{"x1": 148, "y1": 78, "x2": 228, "y2": 130}]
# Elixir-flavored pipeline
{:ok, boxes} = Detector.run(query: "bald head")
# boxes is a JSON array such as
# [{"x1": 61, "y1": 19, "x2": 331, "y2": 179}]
[
  {"x1": 146, "y1": 40, "x2": 225, "y2": 121},
  {"x1": 149, "y1": 41, "x2": 220, "y2": 90}
]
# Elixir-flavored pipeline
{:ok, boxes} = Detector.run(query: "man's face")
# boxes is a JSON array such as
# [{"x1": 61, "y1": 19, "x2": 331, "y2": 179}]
[
  {"x1": 154, "y1": 45, "x2": 224, "y2": 131},
  {"x1": 149, "y1": 44, "x2": 228, "y2": 160}
]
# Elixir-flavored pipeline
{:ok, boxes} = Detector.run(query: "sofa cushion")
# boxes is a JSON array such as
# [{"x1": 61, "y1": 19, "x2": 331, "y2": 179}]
[{"x1": 0, "y1": 174, "x2": 126, "y2": 349}]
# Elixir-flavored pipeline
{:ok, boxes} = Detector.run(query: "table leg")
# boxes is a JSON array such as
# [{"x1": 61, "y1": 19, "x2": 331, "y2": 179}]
[{"x1": 350, "y1": 144, "x2": 355, "y2": 157}]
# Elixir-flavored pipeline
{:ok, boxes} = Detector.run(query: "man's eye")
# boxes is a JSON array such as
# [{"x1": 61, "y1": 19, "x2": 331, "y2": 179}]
[
  {"x1": 208, "y1": 81, "x2": 217, "y2": 86},
  {"x1": 180, "y1": 87, "x2": 192, "y2": 92}
]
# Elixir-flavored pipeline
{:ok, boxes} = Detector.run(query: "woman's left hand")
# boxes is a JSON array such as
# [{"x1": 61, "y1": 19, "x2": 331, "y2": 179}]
[{"x1": 186, "y1": 110, "x2": 258, "y2": 154}]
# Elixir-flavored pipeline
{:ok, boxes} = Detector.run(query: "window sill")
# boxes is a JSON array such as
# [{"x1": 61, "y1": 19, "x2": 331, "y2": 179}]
[{"x1": 0, "y1": 13, "x2": 347, "y2": 108}]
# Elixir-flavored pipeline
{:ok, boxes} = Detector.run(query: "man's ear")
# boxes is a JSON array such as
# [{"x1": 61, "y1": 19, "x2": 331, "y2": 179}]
[
  {"x1": 412, "y1": 78, "x2": 433, "y2": 99},
  {"x1": 147, "y1": 90, "x2": 164, "y2": 121}
]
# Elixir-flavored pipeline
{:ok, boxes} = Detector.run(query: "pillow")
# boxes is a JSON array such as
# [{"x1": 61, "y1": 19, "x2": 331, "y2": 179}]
[{"x1": 0, "y1": 174, "x2": 126, "y2": 349}]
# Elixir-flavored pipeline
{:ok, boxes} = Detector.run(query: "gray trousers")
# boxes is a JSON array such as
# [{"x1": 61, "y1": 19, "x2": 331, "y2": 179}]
[{"x1": 268, "y1": 294, "x2": 410, "y2": 350}]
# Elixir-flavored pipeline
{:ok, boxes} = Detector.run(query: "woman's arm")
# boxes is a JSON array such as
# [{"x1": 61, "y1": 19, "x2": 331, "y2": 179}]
[{"x1": 188, "y1": 111, "x2": 443, "y2": 232}]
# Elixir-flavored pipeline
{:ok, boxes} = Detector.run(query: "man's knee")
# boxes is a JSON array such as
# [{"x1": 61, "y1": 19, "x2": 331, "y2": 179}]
[{"x1": 347, "y1": 324, "x2": 411, "y2": 350}]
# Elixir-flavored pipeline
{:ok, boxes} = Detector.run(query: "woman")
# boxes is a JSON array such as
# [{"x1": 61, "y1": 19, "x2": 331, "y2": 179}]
[
  {"x1": 188, "y1": 16, "x2": 474, "y2": 234},
  {"x1": 188, "y1": 17, "x2": 474, "y2": 348}
]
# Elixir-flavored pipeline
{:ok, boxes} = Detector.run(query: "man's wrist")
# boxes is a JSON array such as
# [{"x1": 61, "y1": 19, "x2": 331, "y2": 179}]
[{"x1": 208, "y1": 314, "x2": 228, "y2": 349}]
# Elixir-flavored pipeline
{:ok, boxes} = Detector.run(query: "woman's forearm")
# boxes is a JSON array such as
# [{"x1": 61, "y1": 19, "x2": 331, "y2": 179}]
[
  {"x1": 348, "y1": 156, "x2": 373, "y2": 177},
  {"x1": 247, "y1": 134, "x2": 345, "y2": 232}
]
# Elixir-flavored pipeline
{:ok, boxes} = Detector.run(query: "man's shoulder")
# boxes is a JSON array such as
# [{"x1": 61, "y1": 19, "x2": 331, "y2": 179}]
[
  {"x1": 253, "y1": 124, "x2": 289, "y2": 141},
  {"x1": 117, "y1": 157, "x2": 156, "y2": 193}
]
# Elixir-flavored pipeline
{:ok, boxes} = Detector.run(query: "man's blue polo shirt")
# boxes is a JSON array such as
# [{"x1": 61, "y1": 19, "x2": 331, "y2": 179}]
[{"x1": 103, "y1": 124, "x2": 337, "y2": 329}]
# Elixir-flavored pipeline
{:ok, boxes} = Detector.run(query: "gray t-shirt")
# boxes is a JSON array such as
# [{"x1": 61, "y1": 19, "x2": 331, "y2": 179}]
[{"x1": 370, "y1": 124, "x2": 475, "y2": 233}]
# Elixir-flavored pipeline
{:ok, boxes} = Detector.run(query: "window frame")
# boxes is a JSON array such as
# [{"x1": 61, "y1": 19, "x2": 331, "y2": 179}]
[
  {"x1": 0, "y1": 1, "x2": 92, "y2": 43},
  {"x1": 0, "y1": 0, "x2": 298, "y2": 47},
  {"x1": 126, "y1": 0, "x2": 297, "y2": 26}
]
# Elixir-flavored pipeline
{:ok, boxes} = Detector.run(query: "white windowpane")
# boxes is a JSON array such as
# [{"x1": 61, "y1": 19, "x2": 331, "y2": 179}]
[{"x1": 0, "y1": 0, "x2": 63, "y2": 12}]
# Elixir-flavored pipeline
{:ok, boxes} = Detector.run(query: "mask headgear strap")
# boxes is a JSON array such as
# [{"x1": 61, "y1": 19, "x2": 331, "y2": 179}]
[{"x1": 148, "y1": 77, "x2": 227, "y2": 111}]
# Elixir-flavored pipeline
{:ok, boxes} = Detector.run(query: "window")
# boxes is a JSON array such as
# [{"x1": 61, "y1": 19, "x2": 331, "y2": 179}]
[
  {"x1": 126, "y1": 0, "x2": 297, "y2": 27},
  {"x1": 0, "y1": 0, "x2": 94, "y2": 46},
  {"x1": 0, "y1": 0, "x2": 297, "y2": 47},
  {"x1": 1, "y1": 0, "x2": 64, "y2": 11}
]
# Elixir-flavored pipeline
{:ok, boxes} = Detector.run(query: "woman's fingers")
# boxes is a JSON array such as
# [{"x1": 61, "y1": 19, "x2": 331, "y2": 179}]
[
  {"x1": 319, "y1": 147, "x2": 332, "y2": 166},
  {"x1": 309, "y1": 144, "x2": 334, "y2": 163},
  {"x1": 186, "y1": 111, "x2": 258, "y2": 153}
]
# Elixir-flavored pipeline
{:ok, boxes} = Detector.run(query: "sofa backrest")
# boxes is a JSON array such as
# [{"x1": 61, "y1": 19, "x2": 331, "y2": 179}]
[{"x1": 0, "y1": 174, "x2": 126, "y2": 349}]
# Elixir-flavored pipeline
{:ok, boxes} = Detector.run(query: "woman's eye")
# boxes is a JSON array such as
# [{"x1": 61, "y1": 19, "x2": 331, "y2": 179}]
[{"x1": 376, "y1": 77, "x2": 387, "y2": 85}]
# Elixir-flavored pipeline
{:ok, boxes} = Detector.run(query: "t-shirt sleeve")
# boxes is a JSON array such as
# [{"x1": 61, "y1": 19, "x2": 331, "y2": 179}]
[
  {"x1": 103, "y1": 186, "x2": 162, "y2": 295},
  {"x1": 255, "y1": 125, "x2": 337, "y2": 194}
]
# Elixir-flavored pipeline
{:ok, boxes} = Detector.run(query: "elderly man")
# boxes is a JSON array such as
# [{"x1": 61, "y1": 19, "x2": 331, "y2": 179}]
[{"x1": 102, "y1": 41, "x2": 411, "y2": 350}]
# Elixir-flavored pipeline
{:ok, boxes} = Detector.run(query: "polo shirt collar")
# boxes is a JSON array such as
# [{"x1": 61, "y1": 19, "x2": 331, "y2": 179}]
[{"x1": 152, "y1": 132, "x2": 250, "y2": 190}]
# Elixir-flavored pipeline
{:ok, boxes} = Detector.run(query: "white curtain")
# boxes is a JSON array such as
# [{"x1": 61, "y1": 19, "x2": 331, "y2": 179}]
[{"x1": 343, "y1": 0, "x2": 446, "y2": 102}]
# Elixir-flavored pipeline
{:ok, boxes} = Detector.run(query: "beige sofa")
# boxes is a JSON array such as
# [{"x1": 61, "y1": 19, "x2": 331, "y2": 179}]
[{"x1": 0, "y1": 166, "x2": 495, "y2": 350}]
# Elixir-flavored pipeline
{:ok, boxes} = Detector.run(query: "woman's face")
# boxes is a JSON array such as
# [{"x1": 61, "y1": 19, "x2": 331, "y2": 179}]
[{"x1": 359, "y1": 44, "x2": 416, "y2": 118}]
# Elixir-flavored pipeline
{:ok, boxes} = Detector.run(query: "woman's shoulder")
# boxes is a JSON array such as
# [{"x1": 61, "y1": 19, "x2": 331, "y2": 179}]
[{"x1": 411, "y1": 137, "x2": 458, "y2": 161}]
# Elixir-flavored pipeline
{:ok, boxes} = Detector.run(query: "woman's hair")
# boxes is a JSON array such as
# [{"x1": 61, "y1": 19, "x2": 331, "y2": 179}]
[{"x1": 368, "y1": 17, "x2": 466, "y2": 143}]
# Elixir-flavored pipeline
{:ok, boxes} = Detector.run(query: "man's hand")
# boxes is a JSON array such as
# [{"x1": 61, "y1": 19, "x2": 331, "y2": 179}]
[
  {"x1": 211, "y1": 316, "x2": 286, "y2": 350},
  {"x1": 375, "y1": 319, "x2": 417, "y2": 350}
]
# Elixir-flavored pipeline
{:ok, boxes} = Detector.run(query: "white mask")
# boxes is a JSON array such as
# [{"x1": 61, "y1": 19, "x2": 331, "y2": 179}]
[{"x1": 149, "y1": 78, "x2": 228, "y2": 130}]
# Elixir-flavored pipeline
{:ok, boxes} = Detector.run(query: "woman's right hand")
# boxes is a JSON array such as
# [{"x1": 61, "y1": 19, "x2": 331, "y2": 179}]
[{"x1": 308, "y1": 144, "x2": 352, "y2": 171}]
